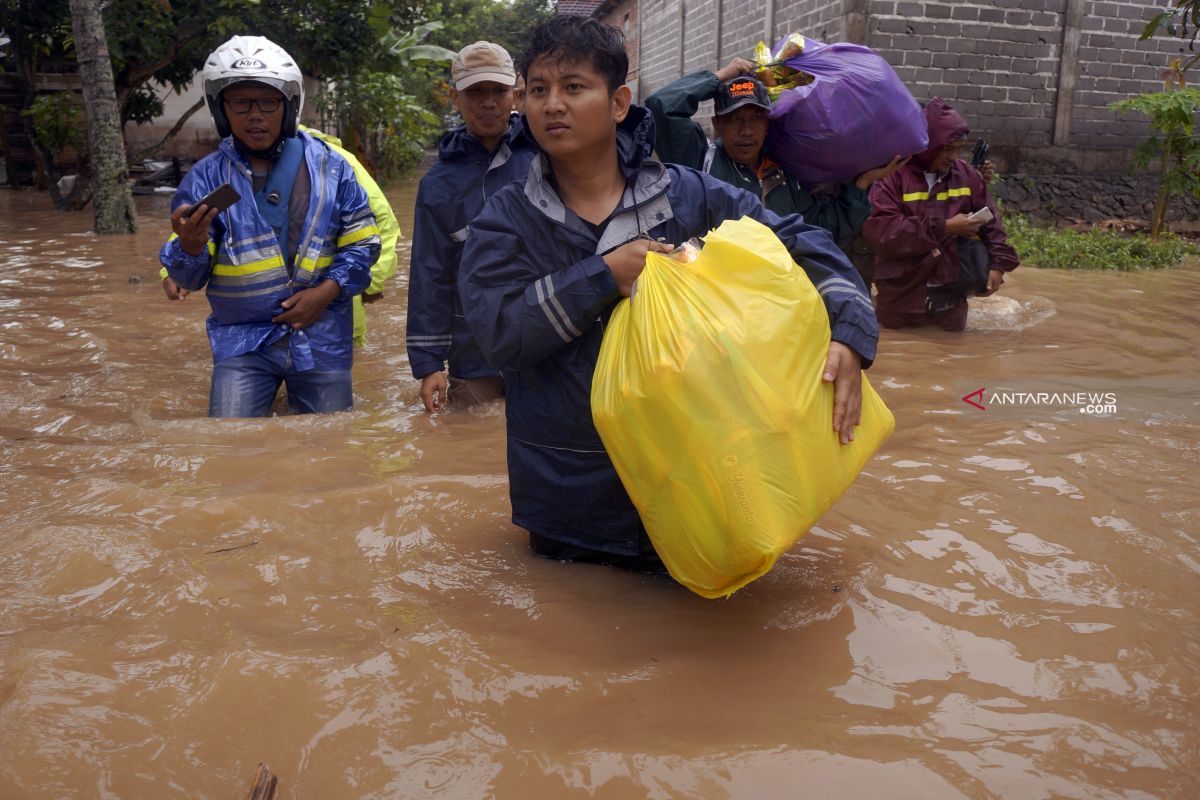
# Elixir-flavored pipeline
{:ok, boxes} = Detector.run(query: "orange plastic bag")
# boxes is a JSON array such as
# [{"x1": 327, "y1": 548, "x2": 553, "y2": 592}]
[{"x1": 592, "y1": 217, "x2": 894, "y2": 598}]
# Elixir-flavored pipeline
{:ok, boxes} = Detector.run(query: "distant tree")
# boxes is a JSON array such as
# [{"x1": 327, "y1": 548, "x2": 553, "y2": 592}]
[
  {"x1": 421, "y1": 0, "x2": 553, "y2": 60},
  {"x1": 66, "y1": 0, "x2": 138, "y2": 233},
  {"x1": 314, "y1": 21, "x2": 455, "y2": 177},
  {"x1": 1116, "y1": 1, "x2": 1200, "y2": 238}
]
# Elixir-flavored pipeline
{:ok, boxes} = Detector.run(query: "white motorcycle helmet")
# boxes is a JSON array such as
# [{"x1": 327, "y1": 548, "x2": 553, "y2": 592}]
[{"x1": 202, "y1": 35, "x2": 303, "y2": 143}]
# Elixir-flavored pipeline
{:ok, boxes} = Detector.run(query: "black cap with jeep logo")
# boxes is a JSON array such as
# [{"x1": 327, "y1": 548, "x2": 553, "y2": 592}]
[{"x1": 714, "y1": 76, "x2": 772, "y2": 116}]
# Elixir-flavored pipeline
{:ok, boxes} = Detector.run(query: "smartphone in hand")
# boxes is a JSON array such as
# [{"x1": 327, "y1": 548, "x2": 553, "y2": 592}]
[
  {"x1": 970, "y1": 138, "x2": 989, "y2": 168},
  {"x1": 182, "y1": 183, "x2": 241, "y2": 220},
  {"x1": 966, "y1": 206, "x2": 994, "y2": 225}
]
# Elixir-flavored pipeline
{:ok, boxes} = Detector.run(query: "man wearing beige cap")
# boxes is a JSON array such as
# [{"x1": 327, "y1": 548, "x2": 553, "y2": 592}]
[{"x1": 406, "y1": 42, "x2": 539, "y2": 412}]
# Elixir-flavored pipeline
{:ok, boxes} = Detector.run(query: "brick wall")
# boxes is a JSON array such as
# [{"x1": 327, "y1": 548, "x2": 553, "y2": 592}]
[
  {"x1": 1070, "y1": 1, "x2": 1179, "y2": 148},
  {"x1": 638, "y1": 0, "x2": 686, "y2": 98},
  {"x1": 775, "y1": 0, "x2": 848, "y2": 45}
]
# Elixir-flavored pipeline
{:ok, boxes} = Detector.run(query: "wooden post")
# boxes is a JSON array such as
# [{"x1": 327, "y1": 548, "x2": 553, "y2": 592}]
[
  {"x1": 1052, "y1": 0, "x2": 1087, "y2": 147},
  {"x1": 245, "y1": 762, "x2": 278, "y2": 800}
]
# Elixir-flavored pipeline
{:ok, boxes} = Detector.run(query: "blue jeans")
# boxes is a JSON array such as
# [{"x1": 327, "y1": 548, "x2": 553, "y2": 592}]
[{"x1": 209, "y1": 339, "x2": 352, "y2": 418}]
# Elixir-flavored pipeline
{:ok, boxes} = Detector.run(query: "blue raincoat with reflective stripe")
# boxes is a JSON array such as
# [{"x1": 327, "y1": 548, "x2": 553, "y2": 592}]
[
  {"x1": 160, "y1": 131, "x2": 380, "y2": 371},
  {"x1": 459, "y1": 105, "x2": 878, "y2": 557}
]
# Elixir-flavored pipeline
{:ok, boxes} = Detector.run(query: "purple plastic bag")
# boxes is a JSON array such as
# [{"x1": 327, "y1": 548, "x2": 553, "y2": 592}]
[{"x1": 764, "y1": 37, "x2": 928, "y2": 188}]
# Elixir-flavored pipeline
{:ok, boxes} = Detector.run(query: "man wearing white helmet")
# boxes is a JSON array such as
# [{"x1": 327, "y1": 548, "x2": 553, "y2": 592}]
[{"x1": 160, "y1": 35, "x2": 380, "y2": 417}]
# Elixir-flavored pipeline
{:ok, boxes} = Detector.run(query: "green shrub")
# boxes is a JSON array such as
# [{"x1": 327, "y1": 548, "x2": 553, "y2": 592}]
[{"x1": 1005, "y1": 212, "x2": 1199, "y2": 270}]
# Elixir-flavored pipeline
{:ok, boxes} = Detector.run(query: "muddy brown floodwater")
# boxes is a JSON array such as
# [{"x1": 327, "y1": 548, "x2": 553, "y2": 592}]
[{"x1": 0, "y1": 180, "x2": 1197, "y2": 800}]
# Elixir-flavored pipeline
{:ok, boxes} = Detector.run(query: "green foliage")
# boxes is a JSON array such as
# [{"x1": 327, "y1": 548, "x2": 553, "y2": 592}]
[
  {"x1": 5, "y1": 0, "x2": 540, "y2": 182},
  {"x1": 381, "y1": 21, "x2": 458, "y2": 67},
  {"x1": 421, "y1": 0, "x2": 554, "y2": 60},
  {"x1": 318, "y1": 71, "x2": 445, "y2": 177},
  {"x1": 313, "y1": 20, "x2": 453, "y2": 178},
  {"x1": 121, "y1": 85, "x2": 165, "y2": 125},
  {"x1": 1141, "y1": 1, "x2": 1200, "y2": 66},
  {"x1": 1110, "y1": 87, "x2": 1200, "y2": 237},
  {"x1": 1006, "y1": 212, "x2": 1199, "y2": 271},
  {"x1": 23, "y1": 92, "x2": 84, "y2": 155}
]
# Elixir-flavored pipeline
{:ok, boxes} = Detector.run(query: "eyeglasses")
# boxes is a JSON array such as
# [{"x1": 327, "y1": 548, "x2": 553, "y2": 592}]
[{"x1": 223, "y1": 97, "x2": 283, "y2": 114}]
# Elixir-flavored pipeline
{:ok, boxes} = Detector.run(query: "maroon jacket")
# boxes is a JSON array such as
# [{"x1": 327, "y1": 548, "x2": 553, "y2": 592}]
[{"x1": 863, "y1": 99, "x2": 1019, "y2": 312}]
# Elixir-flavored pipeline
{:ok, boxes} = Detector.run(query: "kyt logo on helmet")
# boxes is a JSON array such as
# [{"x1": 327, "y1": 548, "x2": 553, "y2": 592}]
[{"x1": 231, "y1": 58, "x2": 268, "y2": 70}]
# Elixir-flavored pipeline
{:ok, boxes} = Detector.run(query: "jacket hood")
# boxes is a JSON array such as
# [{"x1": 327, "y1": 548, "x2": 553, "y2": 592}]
[
  {"x1": 438, "y1": 114, "x2": 534, "y2": 160},
  {"x1": 615, "y1": 104, "x2": 656, "y2": 176},
  {"x1": 914, "y1": 97, "x2": 969, "y2": 170}
]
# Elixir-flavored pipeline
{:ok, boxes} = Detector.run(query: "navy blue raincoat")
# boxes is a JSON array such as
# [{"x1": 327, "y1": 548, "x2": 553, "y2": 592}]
[
  {"x1": 459, "y1": 106, "x2": 878, "y2": 557},
  {"x1": 406, "y1": 116, "x2": 539, "y2": 380}
]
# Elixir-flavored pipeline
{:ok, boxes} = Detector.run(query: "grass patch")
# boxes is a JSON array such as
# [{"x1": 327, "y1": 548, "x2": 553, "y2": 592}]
[{"x1": 1005, "y1": 212, "x2": 1199, "y2": 270}]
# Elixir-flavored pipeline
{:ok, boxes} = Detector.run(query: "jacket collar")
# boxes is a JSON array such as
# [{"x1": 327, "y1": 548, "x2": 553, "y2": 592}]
[{"x1": 438, "y1": 114, "x2": 536, "y2": 161}]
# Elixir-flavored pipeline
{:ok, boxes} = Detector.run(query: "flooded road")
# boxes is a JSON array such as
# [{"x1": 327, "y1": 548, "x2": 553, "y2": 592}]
[{"x1": 0, "y1": 181, "x2": 1197, "y2": 799}]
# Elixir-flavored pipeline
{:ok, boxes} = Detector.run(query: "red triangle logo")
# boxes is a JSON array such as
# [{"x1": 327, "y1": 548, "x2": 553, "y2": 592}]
[{"x1": 962, "y1": 387, "x2": 986, "y2": 411}]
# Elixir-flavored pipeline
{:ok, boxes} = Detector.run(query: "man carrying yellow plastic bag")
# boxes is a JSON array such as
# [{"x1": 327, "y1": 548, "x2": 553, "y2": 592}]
[
  {"x1": 459, "y1": 17, "x2": 882, "y2": 587},
  {"x1": 593, "y1": 217, "x2": 894, "y2": 597}
]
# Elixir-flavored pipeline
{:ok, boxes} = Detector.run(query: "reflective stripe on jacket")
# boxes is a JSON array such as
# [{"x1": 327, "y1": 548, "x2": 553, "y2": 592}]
[{"x1": 160, "y1": 131, "x2": 380, "y2": 370}]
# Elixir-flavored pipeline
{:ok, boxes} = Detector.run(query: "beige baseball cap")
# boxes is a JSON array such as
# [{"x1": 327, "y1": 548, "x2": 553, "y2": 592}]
[{"x1": 451, "y1": 41, "x2": 516, "y2": 90}]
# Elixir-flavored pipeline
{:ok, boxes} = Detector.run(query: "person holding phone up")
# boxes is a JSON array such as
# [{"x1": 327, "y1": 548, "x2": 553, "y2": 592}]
[
  {"x1": 862, "y1": 98, "x2": 1020, "y2": 332},
  {"x1": 160, "y1": 35, "x2": 380, "y2": 417}
]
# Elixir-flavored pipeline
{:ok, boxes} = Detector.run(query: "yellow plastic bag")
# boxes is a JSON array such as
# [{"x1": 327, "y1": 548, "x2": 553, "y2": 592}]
[{"x1": 592, "y1": 217, "x2": 894, "y2": 598}]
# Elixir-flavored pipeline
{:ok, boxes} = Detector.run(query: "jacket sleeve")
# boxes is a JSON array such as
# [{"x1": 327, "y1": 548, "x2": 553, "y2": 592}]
[
  {"x1": 699, "y1": 171, "x2": 879, "y2": 368},
  {"x1": 644, "y1": 71, "x2": 721, "y2": 170},
  {"x1": 159, "y1": 170, "x2": 222, "y2": 291},
  {"x1": 342, "y1": 154, "x2": 400, "y2": 295},
  {"x1": 979, "y1": 177, "x2": 1021, "y2": 273},
  {"x1": 792, "y1": 180, "x2": 872, "y2": 244},
  {"x1": 328, "y1": 163, "x2": 379, "y2": 299},
  {"x1": 862, "y1": 171, "x2": 947, "y2": 259},
  {"x1": 405, "y1": 181, "x2": 456, "y2": 379},
  {"x1": 367, "y1": 190, "x2": 401, "y2": 295},
  {"x1": 458, "y1": 195, "x2": 620, "y2": 372},
  {"x1": 336, "y1": 143, "x2": 400, "y2": 295}
]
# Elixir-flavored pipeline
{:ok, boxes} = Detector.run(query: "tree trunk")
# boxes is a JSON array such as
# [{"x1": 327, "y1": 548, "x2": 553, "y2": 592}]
[
  {"x1": 1151, "y1": 136, "x2": 1172, "y2": 240},
  {"x1": 67, "y1": 0, "x2": 138, "y2": 234}
]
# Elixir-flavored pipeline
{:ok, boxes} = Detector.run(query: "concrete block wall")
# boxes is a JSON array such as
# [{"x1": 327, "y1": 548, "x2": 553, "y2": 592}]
[
  {"x1": 1071, "y1": 0, "x2": 1182, "y2": 147},
  {"x1": 639, "y1": 0, "x2": 687, "y2": 97},
  {"x1": 775, "y1": 0, "x2": 850, "y2": 47},
  {"x1": 868, "y1": 1, "x2": 1064, "y2": 144}
]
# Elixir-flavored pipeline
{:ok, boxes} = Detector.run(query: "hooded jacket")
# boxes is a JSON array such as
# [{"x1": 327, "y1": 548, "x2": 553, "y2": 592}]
[
  {"x1": 160, "y1": 131, "x2": 379, "y2": 371},
  {"x1": 862, "y1": 98, "x2": 1019, "y2": 312},
  {"x1": 458, "y1": 105, "x2": 878, "y2": 557},
  {"x1": 645, "y1": 70, "x2": 871, "y2": 243},
  {"x1": 406, "y1": 116, "x2": 539, "y2": 380}
]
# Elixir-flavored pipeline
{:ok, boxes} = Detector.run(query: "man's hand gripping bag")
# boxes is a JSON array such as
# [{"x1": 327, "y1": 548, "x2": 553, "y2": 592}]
[{"x1": 592, "y1": 217, "x2": 894, "y2": 598}]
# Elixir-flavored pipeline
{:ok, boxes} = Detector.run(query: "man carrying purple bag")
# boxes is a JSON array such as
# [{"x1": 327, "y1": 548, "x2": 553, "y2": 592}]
[{"x1": 646, "y1": 59, "x2": 905, "y2": 244}]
